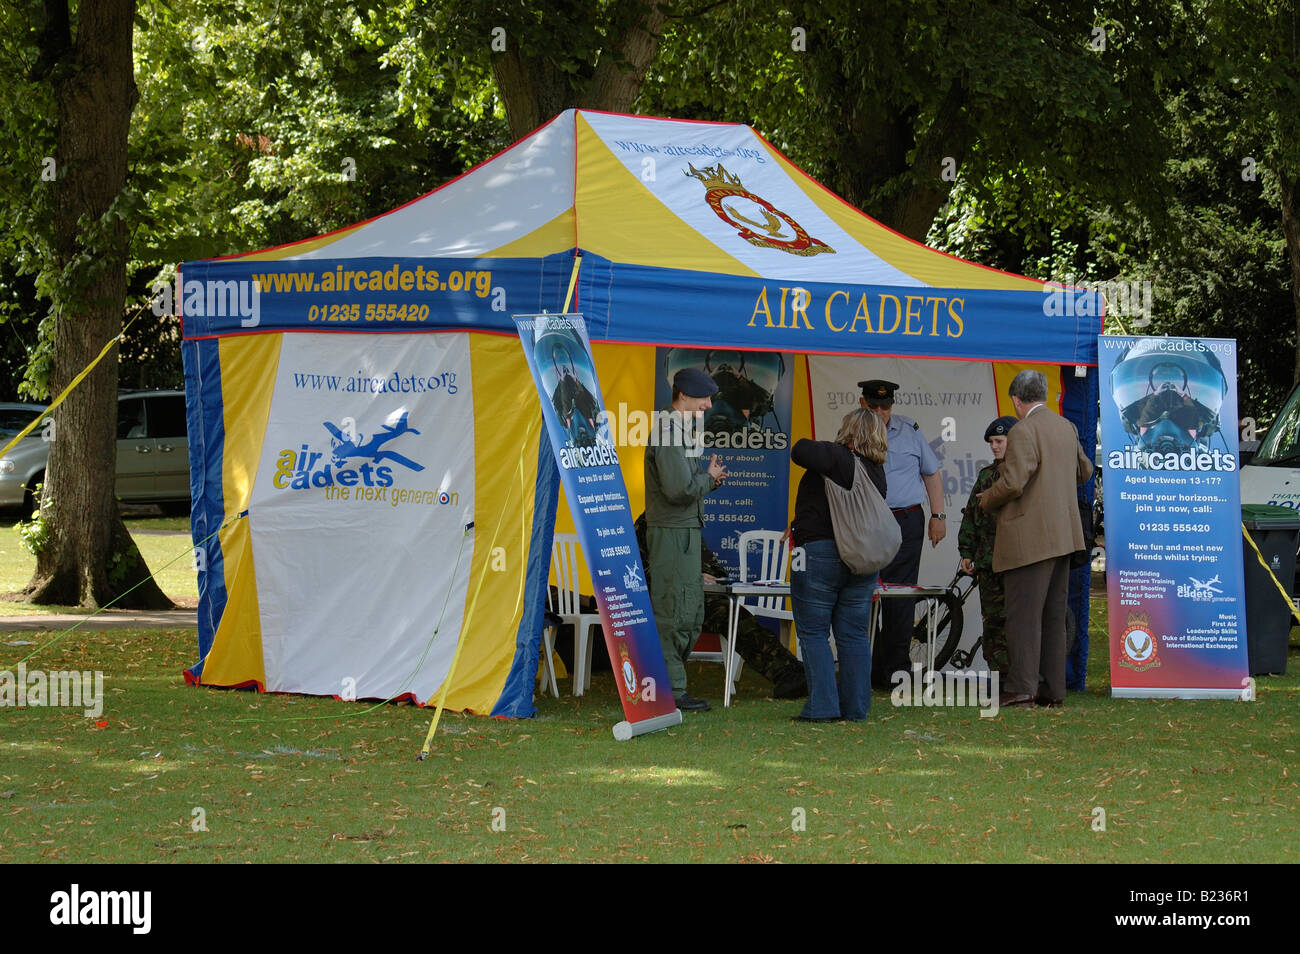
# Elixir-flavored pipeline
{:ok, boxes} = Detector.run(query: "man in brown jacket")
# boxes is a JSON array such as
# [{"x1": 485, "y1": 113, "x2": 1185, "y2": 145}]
[{"x1": 979, "y1": 370, "x2": 1093, "y2": 708}]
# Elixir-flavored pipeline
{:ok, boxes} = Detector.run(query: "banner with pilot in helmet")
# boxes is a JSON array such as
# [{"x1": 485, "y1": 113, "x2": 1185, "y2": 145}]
[
  {"x1": 515, "y1": 314, "x2": 680, "y2": 733},
  {"x1": 1098, "y1": 335, "x2": 1249, "y2": 699},
  {"x1": 653, "y1": 348, "x2": 793, "y2": 578}
]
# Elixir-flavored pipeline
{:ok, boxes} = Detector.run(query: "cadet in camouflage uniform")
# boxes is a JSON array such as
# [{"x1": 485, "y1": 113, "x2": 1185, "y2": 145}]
[
  {"x1": 644, "y1": 368, "x2": 729, "y2": 711},
  {"x1": 635, "y1": 514, "x2": 808, "y2": 699},
  {"x1": 957, "y1": 416, "x2": 1017, "y2": 679}
]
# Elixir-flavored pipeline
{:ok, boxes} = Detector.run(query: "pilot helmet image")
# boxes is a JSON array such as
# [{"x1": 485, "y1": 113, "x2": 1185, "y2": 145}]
[
  {"x1": 1110, "y1": 338, "x2": 1226, "y2": 454},
  {"x1": 664, "y1": 348, "x2": 785, "y2": 433},
  {"x1": 552, "y1": 342, "x2": 576, "y2": 378}
]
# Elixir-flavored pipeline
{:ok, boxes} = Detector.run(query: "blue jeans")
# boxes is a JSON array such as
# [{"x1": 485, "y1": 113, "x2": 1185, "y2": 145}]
[{"x1": 791, "y1": 538, "x2": 877, "y2": 720}]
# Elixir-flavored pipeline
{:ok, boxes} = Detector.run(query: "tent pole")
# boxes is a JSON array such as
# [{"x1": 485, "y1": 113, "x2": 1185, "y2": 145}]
[{"x1": 562, "y1": 254, "x2": 583, "y2": 313}]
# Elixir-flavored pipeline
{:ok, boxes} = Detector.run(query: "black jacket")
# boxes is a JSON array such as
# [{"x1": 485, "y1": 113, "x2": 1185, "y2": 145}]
[{"x1": 790, "y1": 439, "x2": 887, "y2": 547}]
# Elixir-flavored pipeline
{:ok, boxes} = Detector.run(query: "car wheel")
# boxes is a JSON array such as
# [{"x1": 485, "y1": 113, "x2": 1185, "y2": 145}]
[{"x1": 159, "y1": 500, "x2": 191, "y2": 517}]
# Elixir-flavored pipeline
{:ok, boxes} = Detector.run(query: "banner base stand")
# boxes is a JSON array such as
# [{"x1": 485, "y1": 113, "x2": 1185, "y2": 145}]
[
  {"x1": 1111, "y1": 687, "x2": 1249, "y2": 700},
  {"x1": 613, "y1": 710, "x2": 683, "y2": 740}
]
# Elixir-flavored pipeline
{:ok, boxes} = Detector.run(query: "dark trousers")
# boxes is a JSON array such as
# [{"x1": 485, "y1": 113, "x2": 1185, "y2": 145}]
[
  {"x1": 1003, "y1": 555, "x2": 1070, "y2": 700},
  {"x1": 870, "y1": 507, "x2": 923, "y2": 687}
]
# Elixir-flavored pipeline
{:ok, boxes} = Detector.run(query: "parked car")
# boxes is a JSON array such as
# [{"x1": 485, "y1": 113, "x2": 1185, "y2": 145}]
[{"x1": 0, "y1": 390, "x2": 190, "y2": 519}]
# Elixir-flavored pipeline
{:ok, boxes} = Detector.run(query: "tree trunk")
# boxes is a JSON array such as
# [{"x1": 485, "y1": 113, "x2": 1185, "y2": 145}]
[
  {"x1": 827, "y1": 80, "x2": 968, "y2": 241},
  {"x1": 880, "y1": 83, "x2": 970, "y2": 241},
  {"x1": 1280, "y1": 170, "x2": 1300, "y2": 388},
  {"x1": 493, "y1": 0, "x2": 667, "y2": 141},
  {"x1": 22, "y1": 0, "x2": 171, "y2": 610},
  {"x1": 586, "y1": 0, "x2": 668, "y2": 112}
]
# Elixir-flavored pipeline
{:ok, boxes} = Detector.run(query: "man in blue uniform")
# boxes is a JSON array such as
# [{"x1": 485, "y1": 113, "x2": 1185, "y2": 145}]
[{"x1": 858, "y1": 380, "x2": 947, "y2": 689}]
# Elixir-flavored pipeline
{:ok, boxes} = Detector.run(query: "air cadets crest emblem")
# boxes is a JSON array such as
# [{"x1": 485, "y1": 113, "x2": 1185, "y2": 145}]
[{"x1": 685, "y1": 163, "x2": 834, "y2": 257}]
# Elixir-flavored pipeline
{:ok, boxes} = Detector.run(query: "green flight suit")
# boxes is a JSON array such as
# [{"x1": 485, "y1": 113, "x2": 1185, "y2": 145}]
[{"x1": 644, "y1": 413, "x2": 717, "y2": 694}]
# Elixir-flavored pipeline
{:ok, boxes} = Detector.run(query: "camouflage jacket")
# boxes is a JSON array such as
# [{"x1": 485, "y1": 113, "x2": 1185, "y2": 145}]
[{"x1": 958, "y1": 461, "x2": 1000, "y2": 573}]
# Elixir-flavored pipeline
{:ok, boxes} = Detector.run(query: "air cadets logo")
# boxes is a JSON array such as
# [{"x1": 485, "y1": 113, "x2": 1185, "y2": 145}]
[
  {"x1": 1176, "y1": 574, "x2": 1222, "y2": 601},
  {"x1": 618, "y1": 642, "x2": 640, "y2": 704},
  {"x1": 323, "y1": 410, "x2": 424, "y2": 472},
  {"x1": 1118, "y1": 613, "x2": 1162, "y2": 672},
  {"x1": 685, "y1": 163, "x2": 834, "y2": 257},
  {"x1": 272, "y1": 409, "x2": 424, "y2": 491},
  {"x1": 622, "y1": 561, "x2": 646, "y2": 593}
]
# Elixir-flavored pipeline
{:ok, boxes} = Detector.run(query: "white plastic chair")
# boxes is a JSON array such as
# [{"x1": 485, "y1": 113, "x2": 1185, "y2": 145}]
[
  {"x1": 696, "y1": 528, "x2": 796, "y2": 690},
  {"x1": 551, "y1": 533, "x2": 602, "y2": 695},
  {"x1": 737, "y1": 530, "x2": 794, "y2": 651}
]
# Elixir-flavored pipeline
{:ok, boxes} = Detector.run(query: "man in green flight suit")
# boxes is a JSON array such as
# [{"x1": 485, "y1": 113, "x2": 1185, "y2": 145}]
[
  {"x1": 957, "y1": 415, "x2": 1017, "y2": 681},
  {"x1": 644, "y1": 368, "x2": 728, "y2": 712}
]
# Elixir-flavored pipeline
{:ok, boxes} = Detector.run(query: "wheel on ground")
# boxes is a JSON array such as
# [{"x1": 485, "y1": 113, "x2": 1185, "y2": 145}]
[{"x1": 908, "y1": 585, "x2": 965, "y2": 673}]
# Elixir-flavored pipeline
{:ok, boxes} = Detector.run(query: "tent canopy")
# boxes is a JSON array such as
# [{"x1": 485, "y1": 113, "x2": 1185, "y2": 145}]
[{"x1": 180, "y1": 109, "x2": 1102, "y2": 715}]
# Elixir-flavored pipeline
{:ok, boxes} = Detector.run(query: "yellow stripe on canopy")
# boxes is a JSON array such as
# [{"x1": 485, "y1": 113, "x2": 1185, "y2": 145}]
[
  {"x1": 488, "y1": 208, "x2": 577, "y2": 259},
  {"x1": 575, "y1": 113, "x2": 757, "y2": 276}
]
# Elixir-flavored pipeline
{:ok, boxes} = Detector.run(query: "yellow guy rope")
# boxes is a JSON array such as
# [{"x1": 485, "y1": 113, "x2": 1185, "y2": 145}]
[
  {"x1": 0, "y1": 312, "x2": 141, "y2": 460},
  {"x1": 1241, "y1": 523, "x2": 1300, "y2": 625}
]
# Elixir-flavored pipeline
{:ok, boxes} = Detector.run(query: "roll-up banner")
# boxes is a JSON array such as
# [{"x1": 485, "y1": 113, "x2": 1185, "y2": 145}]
[
  {"x1": 1098, "y1": 335, "x2": 1250, "y2": 699},
  {"x1": 515, "y1": 314, "x2": 682, "y2": 738}
]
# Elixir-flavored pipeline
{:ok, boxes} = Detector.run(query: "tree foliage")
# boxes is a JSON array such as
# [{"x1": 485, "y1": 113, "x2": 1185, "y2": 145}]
[{"x1": 2, "y1": 0, "x2": 1299, "y2": 603}]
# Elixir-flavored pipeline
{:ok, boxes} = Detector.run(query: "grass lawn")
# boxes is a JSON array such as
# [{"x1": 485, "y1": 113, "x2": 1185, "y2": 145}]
[
  {"x1": 0, "y1": 515, "x2": 199, "y2": 615},
  {"x1": 1, "y1": 595, "x2": 1295, "y2": 863}
]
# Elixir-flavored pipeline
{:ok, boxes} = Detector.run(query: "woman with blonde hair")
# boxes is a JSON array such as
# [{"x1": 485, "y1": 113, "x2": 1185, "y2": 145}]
[{"x1": 788, "y1": 408, "x2": 887, "y2": 721}]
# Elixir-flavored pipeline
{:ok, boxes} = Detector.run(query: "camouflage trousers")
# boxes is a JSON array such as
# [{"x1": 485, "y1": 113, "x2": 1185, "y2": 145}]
[
  {"x1": 700, "y1": 596, "x2": 805, "y2": 687},
  {"x1": 974, "y1": 569, "x2": 1008, "y2": 679}
]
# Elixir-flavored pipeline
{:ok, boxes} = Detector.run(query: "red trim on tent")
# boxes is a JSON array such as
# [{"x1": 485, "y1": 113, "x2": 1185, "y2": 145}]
[
  {"x1": 582, "y1": 335, "x2": 1099, "y2": 368},
  {"x1": 183, "y1": 669, "x2": 264, "y2": 692},
  {"x1": 181, "y1": 324, "x2": 1097, "y2": 367},
  {"x1": 572, "y1": 110, "x2": 581, "y2": 259},
  {"x1": 184, "y1": 670, "x2": 428, "y2": 706}
]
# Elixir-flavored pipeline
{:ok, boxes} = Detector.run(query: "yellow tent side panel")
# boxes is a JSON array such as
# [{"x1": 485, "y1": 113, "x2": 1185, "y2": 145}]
[
  {"x1": 219, "y1": 334, "x2": 283, "y2": 514},
  {"x1": 431, "y1": 333, "x2": 547, "y2": 712},
  {"x1": 993, "y1": 361, "x2": 1068, "y2": 417},
  {"x1": 192, "y1": 334, "x2": 286, "y2": 687},
  {"x1": 199, "y1": 516, "x2": 267, "y2": 687}
]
